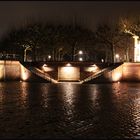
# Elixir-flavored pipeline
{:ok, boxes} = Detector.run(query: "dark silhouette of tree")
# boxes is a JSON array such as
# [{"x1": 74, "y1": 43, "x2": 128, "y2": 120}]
[
  {"x1": 0, "y1": 22, "x2": 95, "y2": 62},
  {"x1": 95, "y1": 23, "x2": 123, "y2": 62},
  {"x1": 119, "y1": 17, "x2": 140, "y2": 61},
  {"x1": 120, "y1": 17, "x2": 140, "y2": 36}
]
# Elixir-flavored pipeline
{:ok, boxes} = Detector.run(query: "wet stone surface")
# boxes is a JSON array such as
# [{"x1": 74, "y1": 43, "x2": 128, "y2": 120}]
[{"x1": 0, "y1": 82, "x2": 140, "y2": 139}]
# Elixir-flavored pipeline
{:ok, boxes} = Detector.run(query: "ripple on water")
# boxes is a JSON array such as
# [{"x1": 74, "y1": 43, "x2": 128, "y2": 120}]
[{"x1": 0, "y1": 82, "x2": 139, "y2": 138}]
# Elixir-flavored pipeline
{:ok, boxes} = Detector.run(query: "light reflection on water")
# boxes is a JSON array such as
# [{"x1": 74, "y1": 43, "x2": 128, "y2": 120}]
[{"x1": 0, "y1": 81, "x2": 139, "y2": 138}]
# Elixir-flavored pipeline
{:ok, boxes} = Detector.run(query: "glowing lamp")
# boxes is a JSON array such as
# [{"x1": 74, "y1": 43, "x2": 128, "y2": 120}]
[
  {"x1": 79, "y1": 57, "x2": 83, "y2": 61},
  {"x1": 115, "y1": 54, "x2": 119, "y2": 59},
  {"x1": 78, "y1": 50, "x2": 83, "y2": 55},
  {"x1": 112, "y1": 72, "x2": 122, "y2": 82},
  {"x1": 66, "y1": 63, "x2": 71, "y2": 67},
  {"x1": 48, "y1": 55, "x2": 51, "y2": 59}
]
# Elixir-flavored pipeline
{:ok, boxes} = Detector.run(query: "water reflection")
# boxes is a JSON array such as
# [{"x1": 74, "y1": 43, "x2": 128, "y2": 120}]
[
  {"x1": 59, "y1": 83, "x2": 78, "y2": 118},
  {"x1": 0, "y1": 82, "x2": 139, "y2": 138},
  {"x1": 0, "y1": 83, "x2": 4, "y2": 113}
]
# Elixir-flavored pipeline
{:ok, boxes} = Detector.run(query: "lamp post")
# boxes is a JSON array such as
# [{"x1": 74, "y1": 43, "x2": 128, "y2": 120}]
[
  {"x1": 73, "y1": 50, "x2": 83, "y2": 61},
  {"x1": 79, "y1": 57, "x2": 83, "y2": 61},
  {"x1": 47, "y1": 55, "x2": 51, "y2": 61},
  {"x1": 115, "y1": 54, "x2": 120, "y2": 62}
]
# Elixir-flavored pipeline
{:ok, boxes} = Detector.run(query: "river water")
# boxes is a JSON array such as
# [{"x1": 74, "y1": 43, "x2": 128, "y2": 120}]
[{"x1": 0, "y1": 81, "x2": 139, "y2": 139}]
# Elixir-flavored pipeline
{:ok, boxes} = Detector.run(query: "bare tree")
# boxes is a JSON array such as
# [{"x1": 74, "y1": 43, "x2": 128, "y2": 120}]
[
  {"x1": 0, "y1": 22, "x2": 95, "y2": 62},
  {"x1": 95, "y1": 23, "x2": 123, "y2": 63}
]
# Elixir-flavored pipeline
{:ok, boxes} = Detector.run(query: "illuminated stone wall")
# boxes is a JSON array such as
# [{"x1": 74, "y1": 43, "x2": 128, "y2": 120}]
[
  {"x1": 21, "y1": 62, "x2": 140, "y2": 82},
  {"x1": 109, "y1": 62, "x2": 140, "y2": 82},
  {"x1": 121, "y1": 62, "x2": 140, "y2": 81},
  {"x1": 20, "y1": 64, "x2": 50, "y2": 82},
  {"x1": 89, "y1": 62, "x2": 140, "y2": 83},
  {"x1": 58, "y1": 66, "x2": 80, "y2": 81},
  {"x1": 0, "y1": 60, "x2": 48, "y2": 82},
  {"x1": 0, "y1": 60, "x2": 20, "y2": 80},
  {"x1": 20, "y1": 65, "x2": 32, "y2": 81},
  {"x1": 1, "y1": 61, "x2": 140, "y2": 83},
  {"x1": 103, "y1": 65, "x2": 123, "y2": 82},
  {"x1": 86, "y1": 65, "x2": 123, "y2": 83}
]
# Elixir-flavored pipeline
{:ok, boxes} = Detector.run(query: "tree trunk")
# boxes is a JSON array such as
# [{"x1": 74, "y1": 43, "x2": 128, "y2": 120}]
[
  {"x1": 52, "y1": 48, "x2": 55, "y2": 61},
  {"x1": 105, "y1": 49, "x2": 108, "y2": 62},
  {"x1": 54, "y1": 50, "x2": 57, "y2": 61},
  {"x1": 72, "y1": 41, "x2": 77, "y2": 61},
  {"x1": 111, "y1": 44, "x2": 115, "y2": 63},
  {"x1": 21, "y1": 48, "x2": 24, "y2": 62},
  {"x1": 126, "y1": 47, "x2": 129, "y2": 62},
  {"x1": 33, "y1": 47, "x2": 36, "y2": 62},
  {"x1": 72, "y1": 45, "x2": 75, "y2": 61}
]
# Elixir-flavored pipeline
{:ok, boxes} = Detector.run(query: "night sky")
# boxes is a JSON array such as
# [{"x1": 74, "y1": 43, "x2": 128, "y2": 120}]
[{"x1": 0, "y1": 1, "x2": 140, "y2": 37}]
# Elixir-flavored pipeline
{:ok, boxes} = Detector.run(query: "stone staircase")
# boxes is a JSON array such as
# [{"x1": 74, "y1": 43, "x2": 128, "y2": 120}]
[
  {"x1": 27, "y1": 66, "x2": 58, "y2": 83},
  {"x1": 80, "y1": 68, "x2": 108, "y2": 84},
  {"x1": 21, "y1": 61, "x2": 123, "y2": 84},
  {"x1": 81, "y1": 63, "x2": 123, "y2": 84}
]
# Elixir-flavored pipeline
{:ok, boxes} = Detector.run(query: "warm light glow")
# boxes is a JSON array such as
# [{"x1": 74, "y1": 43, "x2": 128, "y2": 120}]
[
  {"x1": 58, "y1": 66, "x2": 80, "y2": 81},
  {"x1": 133, "y1": 35, "x2": 140, "y2": 62},
  {"x1": 48, "y1": 55, "x2": 51, "y2": 59},
  {"x1": 42, "y1": 64, "x2": 47, "y2": 71},
  {"x1": 115, "y1": 54, "x2": 119, "y2": 58},
  {"x1": 115, "y1": 54, "x2": 120, "y2": 62},
  {"x1": 78, "y1": 50, "x2": 83, "y2": 55},
  {"x1": 79, "y1": 57, "x2": 83, "y2": 61},
  {"x1": 66, "y1": 63, "x2": 71, "y2": 67},
  {"x1": 63, "y1": 83, "x2": 74, "y2": 106},
  {"x1": 43, "y1": 64, "x2": 47, "y2": 67},
  {"x1": 101, "y1": 59, "x2": 104, "y2": 62},
  {"x1": 42, "y1": 64, "x2": 53, "y2": 72},
  {"x1": 86, "y1": 64, "x2": 98, "y2": 72},
  {"x1": 0, "y1": 65, "x2": 3, "y2": 80},
  {"x1": 112, "y1": 72, "x2": 122, "y2": 81},
  {"x1": 21, "y1": 66, "x2": 29, "y2": 81},
  {"x1": 63, "y1": 67, "x2": 75, "y2": 73},
  {"x1": 133, "y1": 35, "x2": 139, "y2": 46}
]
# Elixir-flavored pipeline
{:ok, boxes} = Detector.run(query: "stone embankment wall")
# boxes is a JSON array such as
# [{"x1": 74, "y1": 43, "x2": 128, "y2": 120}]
[
  {"x1": 0, "y1": 60, "x2": 47, "y2": 82},
  {"x1": 121, "y1": 63, "x2": 140, "y2": 82},
  {"x1": 1, "y1": 60, "x2": 140, "y2": 82},
  {"x1": 0, "y1": 61, "x2": 20, "y2": 81},
  {"x1": 89, "y1": 62, "x2": 140, "y2": 83}
]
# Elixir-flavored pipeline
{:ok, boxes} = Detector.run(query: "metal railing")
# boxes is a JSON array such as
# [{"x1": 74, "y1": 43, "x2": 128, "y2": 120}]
[{"x1": 0, "y1": 54, "x2": 20, "y2": 60}]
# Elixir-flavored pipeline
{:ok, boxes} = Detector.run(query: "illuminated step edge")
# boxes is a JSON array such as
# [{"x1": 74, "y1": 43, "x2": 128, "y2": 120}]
[
  {"x1": 80, "y1": 68, "x2": 108, "y2": 84},
  {"x1": 28, "y1": 66, "x2": 58, "y2": 84}
]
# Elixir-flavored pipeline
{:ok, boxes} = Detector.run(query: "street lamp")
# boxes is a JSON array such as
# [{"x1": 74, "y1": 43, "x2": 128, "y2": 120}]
[
  {"x1": 73, "y1": 50, "x2": 83, "y2": 61},
  {"x1": 48, "y1": 55, "x2": 51, "y2": 60},
  {"x1": 74, "y1": 50, "x2": 83, "y2": 56},
  {"x1": 115, "y1": 54, "x2": 120, "y2": 62},
  {"x1": 78, "y1": 50, "x2": 83, "y2": 55},
  {"x1": 101, "y1": 59, "x2": 104, "y2": 63},
  {"x1": 79, "y1": 57, "x2": 83, "y2": 61}
]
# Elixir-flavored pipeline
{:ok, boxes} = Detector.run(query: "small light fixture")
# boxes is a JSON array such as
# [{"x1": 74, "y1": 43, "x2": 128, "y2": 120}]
[
  {"x1": 79, "y1": 57, "x2": 83, "y2": 61},
  {"x1": 115, "y1": 54, "x2": 119, "y2": 59},
  {"x1": 101, "y1": 59, "x2": 104, "y2": 62},
  {"x1": 48, "y1": 55, "x2": 51, "y2": 59},
  {"x1": 66, "y1": 63, "x2": 71, "y2": 67},
  {"x1": 43, "y1": 64, "x2": 47, "y2": 67},
  {"x1": 78, "y1": 50, "x2": 83, "y2": 55}
]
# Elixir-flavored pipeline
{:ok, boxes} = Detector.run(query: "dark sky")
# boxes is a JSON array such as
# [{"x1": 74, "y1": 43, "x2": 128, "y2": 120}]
[{"x1": 0, "y1": 1, "x2": 140, "y2": 37}]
